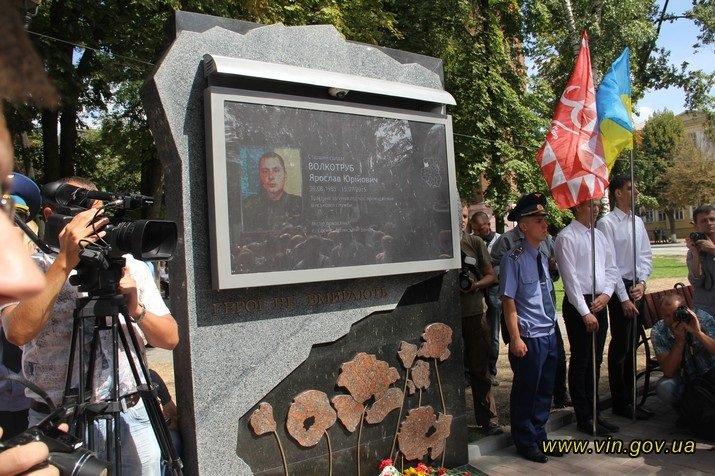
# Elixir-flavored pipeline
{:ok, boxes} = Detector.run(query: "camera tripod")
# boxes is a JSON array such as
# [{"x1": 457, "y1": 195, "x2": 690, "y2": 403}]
[{"x1": 61, "y1": 253, "x2": 183, "y2": 476}]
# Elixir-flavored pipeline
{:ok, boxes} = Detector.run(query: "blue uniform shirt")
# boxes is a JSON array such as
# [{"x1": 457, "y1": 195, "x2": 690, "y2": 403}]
[{"x1": 499, "y1": 241, "x2": 557, "y2": 338}]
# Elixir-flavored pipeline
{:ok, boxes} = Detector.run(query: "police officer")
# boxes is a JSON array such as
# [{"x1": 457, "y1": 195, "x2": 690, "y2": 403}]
[
  {"x1": 491, "y1": 201, "x2": 570, "y2": 409},
  {"x1": 499, "y1": 193, "x2": 562, "y2": 463}
]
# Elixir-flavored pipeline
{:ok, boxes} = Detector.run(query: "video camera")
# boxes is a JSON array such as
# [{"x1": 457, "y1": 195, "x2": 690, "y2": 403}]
[
  {"x1": 674, "y1": 305, "x2": 692, "y2": 324},
  {"x1": 41, "y1": 181, "x2": 176, "y2": 262},
  {"x1": 459, "y1": 251, "x2": 482, "y2": 291},
  {"x1": 0, "y1": 414, "x2": 108, "y2": 476},
  {"x1": 690, "y1": 231, "x2": 708, "y2": 243}
]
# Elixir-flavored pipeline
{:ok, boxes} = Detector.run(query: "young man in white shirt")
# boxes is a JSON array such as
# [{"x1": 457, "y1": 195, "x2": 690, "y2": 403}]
[
  {"x1": 555, "y1": 199, "x2": 638, "y2": 436},
  {"x1": 596, "y1": 175, "x2": 652, "y2": 420}
]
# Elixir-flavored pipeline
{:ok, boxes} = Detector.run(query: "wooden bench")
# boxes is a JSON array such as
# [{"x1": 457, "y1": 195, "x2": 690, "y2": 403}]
[{"x1": 637, "y1": 283, "x2": 694, "y2": 406}]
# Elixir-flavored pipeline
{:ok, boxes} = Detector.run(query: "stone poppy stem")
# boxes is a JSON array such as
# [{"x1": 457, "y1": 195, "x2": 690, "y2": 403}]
[
  {"x1": 324, "y1": 430, "x2": 333, "y2": 476},
  {"x1": 390, "y1": 367, "x2": 411, "y2": 461},
  {"x1": 273, "y1": 430, "x2": 289, "y2": 476},
  {"x1": 357, "y1": 406, "x2": 367, "y2": 476},
  {"x1": 433, "y1": 358, "x2": 446, "y2": 413},
  {"x1": 433, "y1": 358, "x2": 448, "y2": 468}
]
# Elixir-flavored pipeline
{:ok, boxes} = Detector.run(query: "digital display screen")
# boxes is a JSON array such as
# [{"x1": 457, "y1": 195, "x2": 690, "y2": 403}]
[{"x1": 206, "y1": 89, "x2": 459, "y2": 288}]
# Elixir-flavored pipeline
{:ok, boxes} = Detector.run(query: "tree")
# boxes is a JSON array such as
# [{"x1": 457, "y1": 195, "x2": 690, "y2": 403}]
[
  {"x1": 523, "y1": 0, "x2": 714, "y2": 110},
  {"x1": 624, "y1": 110, "x2": 701, "y2": 239},
  {"x1": 661, "y1": 138, "x2": 715, "y2": 210}
]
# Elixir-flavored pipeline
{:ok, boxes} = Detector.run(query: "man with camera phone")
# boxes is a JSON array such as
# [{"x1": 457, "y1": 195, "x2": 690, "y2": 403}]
[
  {"x1": 652, "y1": 295, "x2": 715, "y2": 431},
  {"x1": 687, "y1": 204, "x2": 715, "y2": 317},
  {"x1": 499, "y1": 193, "x2": 560, "y2": 463},
  {"x1": 458, "y1": 201, "x2": 499, "y2": 436},
  {"x1": 1, "y1": 177, "x2": 178, "y2": 475}
]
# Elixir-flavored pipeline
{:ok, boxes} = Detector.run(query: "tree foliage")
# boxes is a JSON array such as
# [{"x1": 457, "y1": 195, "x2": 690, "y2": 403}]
[{"x1": 5, "y1": 0, "x2": 713, "y2": 224}]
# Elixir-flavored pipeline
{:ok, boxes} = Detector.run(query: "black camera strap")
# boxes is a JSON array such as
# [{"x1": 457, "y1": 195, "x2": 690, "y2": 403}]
[{"x1": 0, "y1": 373, "x2": 56, "y2": 412}]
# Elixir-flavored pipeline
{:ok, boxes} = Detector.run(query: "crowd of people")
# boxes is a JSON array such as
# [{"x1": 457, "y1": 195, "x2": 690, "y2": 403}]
[{"x1": 459, "y1": 183, "x2": 715, "y2": 464}]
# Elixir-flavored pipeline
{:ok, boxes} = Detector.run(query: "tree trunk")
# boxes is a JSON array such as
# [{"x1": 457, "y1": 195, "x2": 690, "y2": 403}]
[
  {"x1": 141, "y1": 158, "x2": 164, "y2": 219},
  {"x1": 59, "y1": 104, "x2": 78, "y2": 177},
  {"x1": 41, "y1": 110, "x2": 59, "y2": 182},
  {"x1": 666, "y1": 209, "x2": 677, "y2": 242}
]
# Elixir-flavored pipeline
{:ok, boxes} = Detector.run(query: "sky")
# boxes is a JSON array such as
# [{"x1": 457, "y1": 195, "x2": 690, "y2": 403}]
[{"x1": 634, "y1": 0, "x2": 715, "y2": 127}]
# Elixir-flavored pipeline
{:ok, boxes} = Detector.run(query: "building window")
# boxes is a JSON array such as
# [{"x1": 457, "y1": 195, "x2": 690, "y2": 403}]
[
  {"x1": 674, "y1": 209, "x2": 684, "y2": 221},
  {"x1": 658, "y1": 211, "x2": 666, "y2": 222},
  {"x1": 644, "y1": 210, "x2": 654, "y2": 223}
]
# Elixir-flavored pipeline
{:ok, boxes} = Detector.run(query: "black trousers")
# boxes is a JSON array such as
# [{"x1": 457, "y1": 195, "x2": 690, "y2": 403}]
[
  {"x1": 563, "y1": 295, "x2": 608, "y2": 424},
  {"x1": 607, "y1": 279, "x2": 644, "y2": 410},
  {"x1": 462, "y1": 313, "x2": 498, "y2": 426},
  {"x1": 0, "y1": 409, "x2": 29, "y2": 441},
  {"x1": 553, "y1": 325, "x2": 568, "y2": 404}
]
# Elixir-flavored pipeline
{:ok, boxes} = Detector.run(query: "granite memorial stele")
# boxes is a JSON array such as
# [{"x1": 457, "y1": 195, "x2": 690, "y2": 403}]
[{"x1": 142, "y1": 11, "x2": 468, "y2": 475}]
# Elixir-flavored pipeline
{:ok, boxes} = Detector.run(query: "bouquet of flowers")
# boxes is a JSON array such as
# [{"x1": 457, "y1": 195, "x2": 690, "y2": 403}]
[{"x1": 378, "y1": 459, "x2": 471, "y2": 476}]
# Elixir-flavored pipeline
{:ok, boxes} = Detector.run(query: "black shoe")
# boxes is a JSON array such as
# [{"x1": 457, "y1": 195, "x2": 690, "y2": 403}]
[
  {"x1": 541, "y1": 446, "x2": 565, "y2": 457},
  {"x1": 553, "y1": 397, "x2": 572, "y2": 409},
  {"x1": 517, "y1": 447, "x2": 548, "y2": 463},
  {"x1": 597, "y1": 417, "x2": 620, "y2": 433},
  {"x1": 612, "y1": 405, "x2": 652, "y2": 420},
  {"x1": 577, "y1": 420, "x2": 611, "y2": 437},
  {"x1": 479, "y1": 422, "x2": 504, "y2": 436}
]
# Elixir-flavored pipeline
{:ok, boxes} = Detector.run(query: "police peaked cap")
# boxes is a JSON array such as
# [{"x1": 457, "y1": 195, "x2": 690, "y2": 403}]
[{"x1": 507, "y1": 192, "x2": 548, "y2": 222}]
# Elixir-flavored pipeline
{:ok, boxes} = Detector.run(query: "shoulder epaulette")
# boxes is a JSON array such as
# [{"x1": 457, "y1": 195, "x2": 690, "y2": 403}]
[{"x1": 509, "y1": 246, "x2": 524, "y2": 261}]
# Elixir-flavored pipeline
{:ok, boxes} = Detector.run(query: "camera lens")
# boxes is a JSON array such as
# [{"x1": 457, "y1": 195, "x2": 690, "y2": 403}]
[
  {"x1": 107, "y1": 220, "x2": 177, "y2": 261},
  {"x1": 49, "y1": 448, "x2": 109, "y2": 476}
]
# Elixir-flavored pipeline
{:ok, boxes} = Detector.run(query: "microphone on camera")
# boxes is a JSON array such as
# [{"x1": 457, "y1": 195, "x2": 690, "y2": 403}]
[{"x1": 41, "y1": 181, "x2": 116, "y2": 208}]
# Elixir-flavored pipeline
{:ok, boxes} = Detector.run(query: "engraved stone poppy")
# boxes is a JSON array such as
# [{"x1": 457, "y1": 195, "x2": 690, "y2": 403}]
[
  {"x1": 417, "y1": 323, "x2": 452, "y2": 361},
  {"x1": 249, "y1": 402, "x2": 277, "y2": 436},
  {"x1": 286, "y1": 390, "x2": 337, "y2": 447},
  {"x1": 331, "y1": 394, "x2": 364, "y2": 433},
  {"x1": 398, "y1": 341, "x2": 418, "y2": 369},
  {"x1": 397, "y1": 406, "x2": 453, "y2": 461},
  {"x1": 411, "y1": 360, "x2": 431, "y2": 390},
  {"x1": 365, "y1": 387, "x2": 403, "y2": 424},
  {"x1": 336, "y1": 352, "x2": 400, "y2": 404}
]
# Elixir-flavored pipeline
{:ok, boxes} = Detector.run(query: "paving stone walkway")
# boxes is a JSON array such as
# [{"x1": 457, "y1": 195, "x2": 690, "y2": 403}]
[{"x1": 469, "y1": 395, "x2": 715, "y2": 475}]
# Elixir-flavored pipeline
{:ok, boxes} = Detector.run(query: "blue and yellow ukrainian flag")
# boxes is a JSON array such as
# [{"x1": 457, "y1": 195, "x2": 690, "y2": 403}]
[{"x1": 596, "y1": 48, "x2": 633, "y2": 172}]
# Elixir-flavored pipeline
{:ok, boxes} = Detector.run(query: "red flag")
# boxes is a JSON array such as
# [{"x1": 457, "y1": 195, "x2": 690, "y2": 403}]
[{"x1": 535, "y1": 32, "x2": 609, "y2": 208}]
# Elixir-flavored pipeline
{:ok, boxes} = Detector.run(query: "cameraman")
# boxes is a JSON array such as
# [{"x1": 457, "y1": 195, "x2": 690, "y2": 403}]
[
  {"x1": 459, "y1": 202, "x2": 500, "y2": 435},
  {"x1": 686, "y1": 204, "x2": 715, "y2": 316},
  {"x1": 1, "y1": 177, "x2": 179, "y2": 475},
  {"x1": 652, "y1": 295, "x2": 715, "y2": 407}
]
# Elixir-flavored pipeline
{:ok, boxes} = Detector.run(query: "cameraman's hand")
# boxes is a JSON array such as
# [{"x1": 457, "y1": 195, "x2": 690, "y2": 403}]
[
  {"x1": 118, "y1": 267, "x2": 141, "y2": 317},
  {"x1": 682, "y1": 309, "x2": 702, "y2": 336},
  {"x1": 695, "y1": 237, "x2": 715, "y2": 256},
  {"x1": 57, "y1": 208, "x2": 109, "y2": 270},
  {"x1": 582, "y1": 313, "x2": 599, "y2": 332},
  {"x1": 0, "y1": 428, "x2": 58, "y2": 476},
  {"x1": 509, "y1": 338, "x2": 528, "y2": 358}
]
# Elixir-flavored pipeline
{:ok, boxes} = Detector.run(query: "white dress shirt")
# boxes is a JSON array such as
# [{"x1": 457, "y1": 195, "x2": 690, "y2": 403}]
[
  {"x1": 555, "y1": 219, "x2": 626, "y2": 317},
  {"x1": 596, "y1": 207, "x2": 652, "y2": 285}
]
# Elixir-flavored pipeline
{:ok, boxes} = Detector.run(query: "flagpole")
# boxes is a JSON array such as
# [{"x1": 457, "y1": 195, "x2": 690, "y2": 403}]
[
  {"x1": 590, "y1": 203, "x2": 597, "y2": 436},
  {"x1": 630, "y1": 147, "x2": 639, "y2": 421}
]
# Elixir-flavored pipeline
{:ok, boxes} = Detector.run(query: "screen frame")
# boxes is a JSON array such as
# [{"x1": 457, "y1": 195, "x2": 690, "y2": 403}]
[{"x1": 205, "y1": 86, "x2": 460, "y2": 290}]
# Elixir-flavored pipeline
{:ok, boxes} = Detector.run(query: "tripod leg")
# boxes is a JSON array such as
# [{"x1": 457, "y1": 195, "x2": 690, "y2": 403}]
[
  {"x1": 117, "y1": 314, "x2": 183, "y2": 475},
  {"x1": 111, "y1": 315, "x2": 123, "y2": 476}
]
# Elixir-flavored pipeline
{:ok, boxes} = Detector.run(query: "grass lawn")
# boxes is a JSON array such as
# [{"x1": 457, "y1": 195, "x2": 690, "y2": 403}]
[{"x1": 552, "y1": 255, "x2": 688, "y2": 305}]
